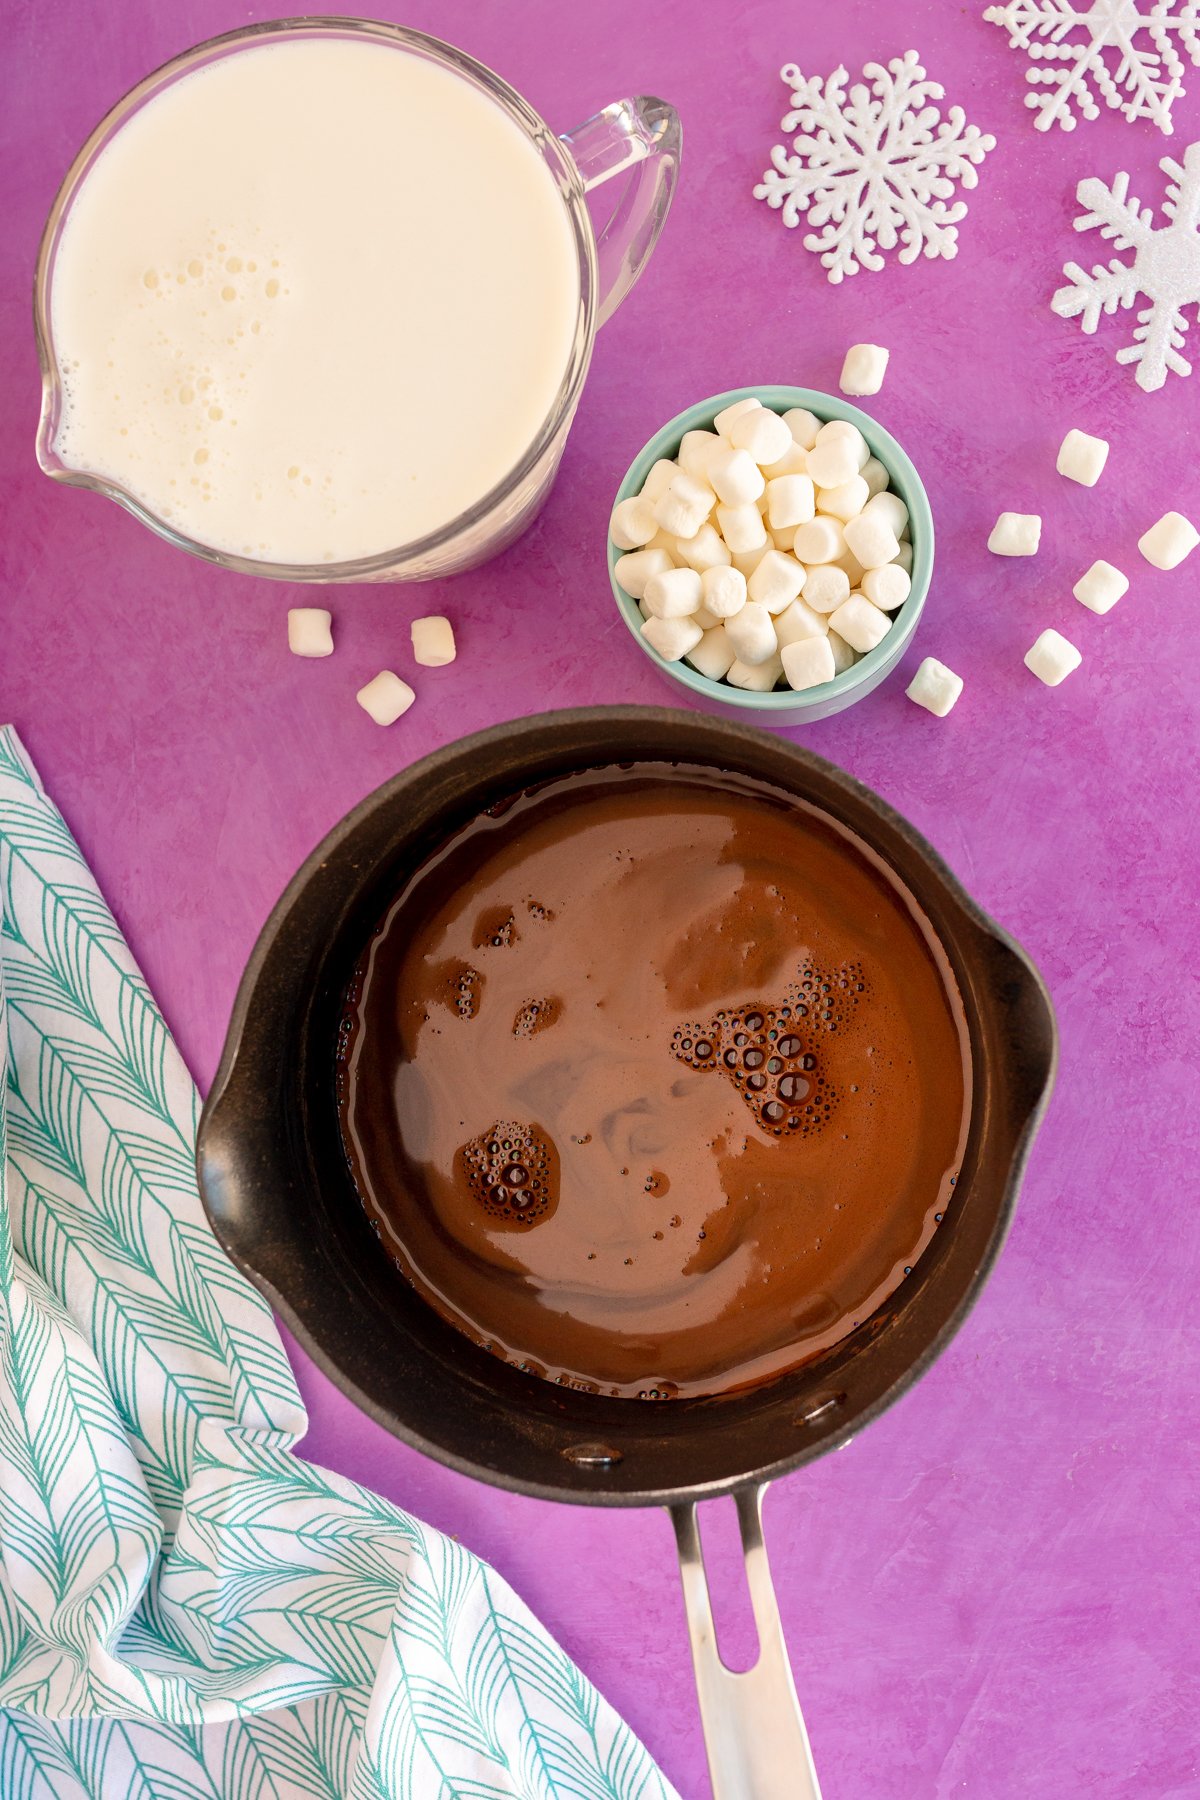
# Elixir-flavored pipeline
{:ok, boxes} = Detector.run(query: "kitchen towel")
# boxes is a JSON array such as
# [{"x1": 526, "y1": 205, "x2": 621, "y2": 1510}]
[{"x1": 0, "y1": 726, "x2": 674, "y2": 1800}]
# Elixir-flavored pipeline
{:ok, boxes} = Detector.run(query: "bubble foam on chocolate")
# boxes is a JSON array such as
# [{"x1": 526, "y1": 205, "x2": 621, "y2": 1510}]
[{"x1": 457, "y1": 1121, "x2": 557, "y2": 1225}]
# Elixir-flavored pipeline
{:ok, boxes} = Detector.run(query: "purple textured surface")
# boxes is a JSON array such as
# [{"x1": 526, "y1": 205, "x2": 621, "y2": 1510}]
[{"x1": 2, "y1": 2, "x2": 1198, "y2": 1795}]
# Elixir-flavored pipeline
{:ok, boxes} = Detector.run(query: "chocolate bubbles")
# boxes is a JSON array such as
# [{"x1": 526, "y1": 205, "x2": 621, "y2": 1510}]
[{"x1": 458, "y1": 1121, "x2": 557, "y2": 1225}]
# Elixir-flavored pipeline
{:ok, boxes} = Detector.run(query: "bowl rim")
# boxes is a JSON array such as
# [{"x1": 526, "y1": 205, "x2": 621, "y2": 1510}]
[{"x1": 607, "y1": 384, "x2": 934, "y2": 712}]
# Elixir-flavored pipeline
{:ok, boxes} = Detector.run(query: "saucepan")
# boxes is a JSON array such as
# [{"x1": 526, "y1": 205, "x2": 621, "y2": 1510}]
[{"x1": 196, "y1": 707, "x2": 1056, "y2": 1798}]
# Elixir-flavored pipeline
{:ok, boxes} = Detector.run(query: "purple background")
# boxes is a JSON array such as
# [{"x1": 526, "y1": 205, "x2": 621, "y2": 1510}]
[{"x1": 3, "y1": 2, "x2": 1198, "y2": 1794}]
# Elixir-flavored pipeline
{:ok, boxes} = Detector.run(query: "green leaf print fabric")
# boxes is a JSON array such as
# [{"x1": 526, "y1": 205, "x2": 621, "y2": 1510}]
[{"x1": 0, "y1": 728, "x2": 675, "y2": 1800}]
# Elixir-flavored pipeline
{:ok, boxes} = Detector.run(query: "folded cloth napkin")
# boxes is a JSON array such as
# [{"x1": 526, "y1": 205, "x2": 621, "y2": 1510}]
[{"x1": 0, "y1": 728, "x2": 674, "y2": 1800}]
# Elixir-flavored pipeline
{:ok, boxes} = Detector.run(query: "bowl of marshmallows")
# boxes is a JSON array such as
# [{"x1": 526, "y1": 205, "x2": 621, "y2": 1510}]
[{"x1": 608, "y1": 383, "x2": 933, "y2": 725}]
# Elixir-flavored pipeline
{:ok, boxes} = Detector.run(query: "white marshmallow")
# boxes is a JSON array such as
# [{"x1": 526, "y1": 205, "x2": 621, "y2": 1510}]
[
  {"x1": 817, "y1": 418, "x2": 870, "y2": 469},
  {"x1": 828, "y1": 595, "x2": 891, "y2": 653},
  {"x1": 639, "y1": 458, "x2": 679, "y2": 504},
  {"x1": 729, "y1": 406, "x2": 793, "y2": 467},
  {"x1": 1139, "y1": 510, "x2": 1199, "y2": 570},
  {"x1": 610, "y1": 495, "x2": 659, "y2": 549},
  {"x1": 863, "y1": 490, "x2": 909, "y2": 539},
  {"x1": 766, "y1": 473, "x2": 816, "y2": 531},
  {"x1": 410, "y1": 615, "x2": 456, "y2": 667},
  {"x1": 709, "y1": 446, "x2": 766, "y2": 507},
  {"x1": 727, "y1": 653, "x2": 784, "y2": 692},
  {"x1": 1074, "y1": 559, "x2": 1128, "y2": 615},
  {"x1": 731, "y1": 543, "x2": 771, "y2": 577},
  {"x1": 692, "y1": 601, "x2": 722, "y2": 632},
  {"x1": 675, "y1": 521, "x2": 732, "y2": 573},
  {"x1": 834, "y1": 546, "x2": 867, "y2": 586},
  {"x1": 287, "y1": 608, "x2": 333, "y2": 658},
  {"x1": 774, "y1": 596, "x2": 830, "y2": 646},
  {"x1": 799, "y1": 565, "x2": 850, "y2": 613},
  {"x1": 1056, "y1": 428, "x2": 1109, "y2": 488},
  {"x1": 817, "y1": 475, "x2": 870, "y2": 522},
  {"x1": 792, "y1": 515, "x2": 844, "y2": 565},
  {"x1": 646, "y1": 528, "x2": 677, "y2": 556},
  {"x1": 713, "y1": 396, "x2": 762, "y2": 438},
  {"x1": 839, "y1": 343, "x2": 890, "y2": 397},
  {"x1": 685, "y1": 625, "x2": 737, "y2": 682},
  {"x1": 782, "y1": 407, "x2": 821, "y2": 450},
  {"x1": 760, "y1": 440, "x2": 810, "y2": 479},
  {"x1": 860, "y1": 564, "x2": 911, "y2": 612},
  {"x1": 861, "y1": 456, "x2": 889, "y2": 499},
  {"x1": 805, "y1": 432, "x2": 861, "y2": 489},
  {"x1": 643, "y1": 566, "x2": 703, "y2": 619},
  {"x1": 988, "y1": 512, "x2": 1042, "y2": 556},
  {"x1": 843, "y1": 511, "x2": 901, "y2": 570},
  {"x1": 613, "y1": 546, "x2": 674, "y2": 599},
  {"x1": 725, "y1": 601, "x2": 779, "y2": 666},
  {"x1": 357, "y1": 671, "x2": 415, "y2": 725},
  {"x1": 654, "y1": 471, "x2": 715, "y2": 539},
  {"x1": 782, "y1": 635, "x2": 837, "y2": 691},
  {"x1": 717, "y1": 502, "x2": 768, "y2": 555},
  {"x1": 641, "y1": 613, "x2": 704, "y2": 662},
  {"x1": 906, "y1": 657, "x2": 963, "y2": 717},
  {"x1": 827, "y1": 628, "x2": 857, "y2": 674},
  {"x1": 677, "y1": 430, "x2": 722, "y2": 482},
  {"x1": 893, "y1": 540, "x2": 914, "y2": 575},
  {"x1": 748, "y1": 550, "x2": 807, "y2": 614},
  {"x1": 1025, "y1": 628, "x2": 1081, "y2": 686},
  {"x1": 770, "y1": 526, "x2": 797, "y2": 551}
]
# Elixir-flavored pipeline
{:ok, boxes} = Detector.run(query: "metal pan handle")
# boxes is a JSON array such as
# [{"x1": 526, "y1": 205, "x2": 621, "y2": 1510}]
[{"x1": 671, "y1": 1484, "x2": 822, "y2": 1800}]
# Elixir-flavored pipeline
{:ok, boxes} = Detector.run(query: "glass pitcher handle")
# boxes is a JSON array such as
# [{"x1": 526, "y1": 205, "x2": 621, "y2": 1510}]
[{"x1": 559, "y1": 97, "x2": 681, "y2": 328}]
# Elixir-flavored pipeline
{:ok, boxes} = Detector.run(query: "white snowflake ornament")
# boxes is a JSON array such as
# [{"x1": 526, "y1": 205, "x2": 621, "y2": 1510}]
[
  {"x1": 753, "y1": 51, "x2": 997, "y2": 283},
  {"x1": 984, "y1": 0, "x2": 1200, "y2": 135},
  {"x1": 1052, "y1": 141, "x2": 1200, "y2": 390}
]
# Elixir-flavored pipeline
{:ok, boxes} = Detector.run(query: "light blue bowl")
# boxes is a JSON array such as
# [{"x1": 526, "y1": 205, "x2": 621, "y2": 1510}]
[{"x1": 608, "y1": 385, "x2": 934, "y2": 726}]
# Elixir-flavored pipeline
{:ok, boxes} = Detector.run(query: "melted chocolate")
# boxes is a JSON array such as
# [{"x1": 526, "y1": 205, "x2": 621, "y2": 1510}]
[{"x1": 337, "y1": 765, "x2": 970, "y2": 1399}]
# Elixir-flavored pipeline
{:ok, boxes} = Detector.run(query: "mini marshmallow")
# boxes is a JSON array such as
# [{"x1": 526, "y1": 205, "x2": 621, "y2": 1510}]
[
  {"x1": 731, "y1": 543, "x2": 771, "y2": 577},
  {"x1": 774, "y1": 596, "x2": 830, "y2": 647},
  {"x1": 839, "y1": 343, "x2": 889, "y2": 397},
  {"x1": 782, "y1": 407, "x2": 821, "y2": 450},
  {"x1": 863, "y1": 490, "x2": 909, "y2": 539},
  {"x1": 692, "y1": 601, "x2": 722, "y2": 632},
  {"x1": 717, "y1": 502, "x2": 769, "y2": 555},
  {"x1": 643, "y1": 566, "x2": 703, "y2": 619},
  {"x1": 817, "y1": 475, "x2": 870, "y2": 522},
  {"x1": 710, "y1": 446, "x2": 766, "y2": 507},
  {"x1": 805, "y1": 432, "x2": 861, "y2": 490},
  {"x1": 835, "y1": 546, "x2": 867, "y2": 586},
  {"x1": 760, "y1": 440, "x2": 810, "y2": 479},
  {"x1": 1139, "y1": 510, "x2": 1199, "y2": 571},
  {"x1": 675, "y1": 521, "x2": 732, "y2": 573},
  {"x1": 828, "y1": 595, "x2": 891, "y2": 654},
  {"x1": 357, "y1": 671, "x2": 415, "y2": 726},
  {"x1": 678, "y1": 430, "x2": 723, "y2": 482},
  {"x1": 1074, "y1": 559, "x2": 1129, "y2": 615},
  {"x1": 713, "y1": 396, "x2": 762, "y2": 438},
  {"x1": 893, "y1": 540, "x2": 914, "y2": 576},
  {"x1": 287, "y1": 608, "x2": 333, "y2": 657},
  {"x1": 1025, "y1": 628, "x2": 1081, "y2": 686},
  {"x1": 725, "y1": 600, "x2": 778, "y2": 666},
  {"x1": 748, "y1": 550, "x2": 807, "y2": 614},
  {"x1": 639, "y1": 458, "x2": 679, "y2": 504},
  {"x1": 861, "y1": 457, "x2": 889, "y2": 499},
  {"x1": 819, "y1": 418, "x2": 870, "y2": 469},
  {"x1": 1056, "y1": 428, "x2": 1109, "y2": 488},
  {"x1": 654, "y1": 472, "x2": 715, "y2": 540},
  {"x1": 727, "y1": 653, "x2": 784, "y2": 692},
  {"x1": 782, "y1": 635, "x2": 837, "y2": 691},
  {"x1": 646, "y1": 528, "x2": 677, "y2": 555},
  {"x1": 860, "y1": 564, "x2": 911, "y2": 612},
  {"x1": 729, "y1": 405, "x2": 793, "y2": 467},
  {"x1": 827, "y1": 629, "x2": 857, "y2": 674},
  {"x1": 906, "y1": 657, "x2": 963, "y2": 717},
  {"x1": 411, "y1": 615, "x2": 456, "y2": 667},
  {"x1": 767, "y1": 473, "x2": 816, "y2": 531},
  {"x1": 613, "y1": 546, "x2": 673, "y2": 599},
  {"x1": 641, "y1": 613, "x2": 704, "y2": 662},
  {"x1": 988, "y1": 512, "x2": 1042, "y2": 556},
  {"x1": 792, "y1": 515, "x2": 844, "y2": 565},
  {"x1": 610, "y1": 495, "x2": 658, "y2": 549},
  {"x1": 799, "y1": 565, "x2": 850, "y2": 613},
  {"x1": 686, "y1": 624, "x2": 737, "y2": 682},
  {"x1": 843, "y1": 511, "x2": 901, "y2": 571}
]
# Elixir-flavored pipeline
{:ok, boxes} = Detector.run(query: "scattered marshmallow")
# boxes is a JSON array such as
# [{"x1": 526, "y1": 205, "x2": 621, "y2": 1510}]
[
  {"x1": 675, "y1": 521, "x2": 732, "y2": 573},
  {"x1": 828, "y1": 595, "x2": 891, "y2": 654},
  {"x1": 774, "y1": 596, "x2": 829, "y2": 646},
  {"x1": 641, "y1": 613, "x2": 704, "y2": 662},
  {"x1": 860, "y1": 564, "x2": 911, "y2": 611},
  {"x1": 906, "y1": 657, "x2": 963, "y2": 717},
  {"x1": 1139, "y1": 511, "x2": 1199, "y2": 571},
  {"x1": 839, "y1": 343, "x2": 890, "y2": 397},
  {"x1": 817, "y1": 475, "x2": 870, "y2": 522},
  {"x1": 613, "y1": 546, "x2": 673, "y2": 599},
  {"x1": 1024, "y1": 628, "x2": 1081, "y2": 687},
  {"x1": 988, "y1": 512, "x2": 1042, "y2": 557},
  {"x1": 710, "y1": 446, "x2": 766, "y2": 507},
  {"x1": 686, "y1": 625, "x2": 737, "y2": 682},
  {"x1": 748, "y1": 549, "x2": 807, "y2": 614},
  {"x1": 843, "y1": 510, "x2": 901, "y2": 571},
  {"x1": 610, "y1": 495, "x2": 658, "y2": 549},
  {"x1": 717, "y1": 502, "x2": 769, "y2": 555},
  {"x1": 767, "y1": 473, "x2": 816, "y2": 531},
  {"x1": 729, "y1": 405, "x2": 793, "y2": 466},
  {"x1": 782, "y1": 407, "x2": 821, "y2": 450},
  {"x1": 287, "y1": 608, "x2": 333, "y2": 658},
  {"x1": 1056, "y1": 429, "x2": 1109, "y2": 488},
  {"x1": 727, "y1": 652, "x2": 784, "y2": 692},
  {"x1": 654, "y1": 471, "x2": 715, "y2": 539},
  {"x1": 713, "y1": 396, "x2": 762, "y2": 438},
  {"x1": 726, "y1": 600, "x2": 779, "y2": 666},
  {"x1": 792, "y1": 515, "x2": 844, "y2": 565},
  {"x1": 411, "y1": 615, "x2": 456, "y2": 667},
  {"x1": 1073, "y1": 559, "x2": 1128, "y2": 615},
  {"x1": 700, "y1": 563, "x2": 747, "y2": 619},
  {"x1": 643, "y1": 567, "x2": 702, "y2": 619},
  {"x1": 357, "y1": 671, "x2": 415, "y2": 726},
  {"x1": 782, "y1": 635, "x2": 837, "y2": 691},
  {"x1": 798, "y1": 565, "x2": 850, "y2": 614}
]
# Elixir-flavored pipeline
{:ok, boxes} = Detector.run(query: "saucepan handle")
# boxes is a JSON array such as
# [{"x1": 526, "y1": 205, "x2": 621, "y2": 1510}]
[
  {"x1": 559, "y1": 97, "x2": 681, "y2": 328},
  {"x1": 670, "y1": 1484, "x2": 822, "y2": 1800}
]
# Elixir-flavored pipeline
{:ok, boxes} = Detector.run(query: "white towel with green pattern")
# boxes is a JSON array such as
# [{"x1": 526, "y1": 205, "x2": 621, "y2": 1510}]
[{"x1": 0, "y1": 727, "x2": 674, "y2": 1800}]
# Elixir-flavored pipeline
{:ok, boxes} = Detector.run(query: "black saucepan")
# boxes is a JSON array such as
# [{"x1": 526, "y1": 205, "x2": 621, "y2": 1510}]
[{"x1": 197, "y1": 707, "x2": 1056, "y2": 1799}]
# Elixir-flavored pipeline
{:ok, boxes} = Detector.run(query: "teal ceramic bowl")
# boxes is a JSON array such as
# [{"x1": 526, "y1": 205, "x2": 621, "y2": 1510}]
[{"x1": 607, "y1": 385, "x2": 934, "y2": 726}]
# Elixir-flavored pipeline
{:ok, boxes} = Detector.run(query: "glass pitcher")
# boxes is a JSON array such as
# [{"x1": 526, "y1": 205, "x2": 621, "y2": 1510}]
[{"x1": 33, "y1": 17, "x2": 680, "y2": 582}]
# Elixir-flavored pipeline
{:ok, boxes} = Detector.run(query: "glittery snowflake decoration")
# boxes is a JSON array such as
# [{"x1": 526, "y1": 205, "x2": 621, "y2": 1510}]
[
  {"x1": 1051, "y1": 141, "x2": 1200, "y2": 389},
  {"x1": 983, "y1": 0, "x2": 1200, "y2": 134},
  {"x1": 753, "y1": 51, "x2": 997, "y2": 283}
]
